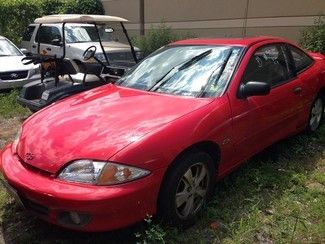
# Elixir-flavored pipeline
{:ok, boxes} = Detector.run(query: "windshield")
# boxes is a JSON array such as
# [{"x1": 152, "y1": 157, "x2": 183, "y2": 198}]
[
  {"x1": 117, "y1": 45, "x2": 243, "y2": 97},
  {"x1": 64, "y1": 24, "x2": 121, "y2": 43},
  {"x1": 65, "y1": 25, "x2": 100, "y2": 43},
  {"x1": 0, "y1": 39, "x2": 22, "y2": 56}
]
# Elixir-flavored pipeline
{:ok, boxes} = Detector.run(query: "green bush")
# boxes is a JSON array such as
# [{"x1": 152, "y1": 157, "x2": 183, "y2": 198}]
[
  {"x1": 300, "y1": 16, "x2": 325, "y2": 53},
  {"x1": 0, "y1": 0, "x2": 105, "y2": 46},
  {"x1": 133, "y1": 23, "x2": 196, "y2": 57},
  {"x1": 0, "y1": 0, "x2": 42, "y2": 45},
  {"x1": 40, "y1": 0, "x2": 65, "y2": 15},
  {"x1": 60, "y1": 0, "x2": 105, "y2": 15}
]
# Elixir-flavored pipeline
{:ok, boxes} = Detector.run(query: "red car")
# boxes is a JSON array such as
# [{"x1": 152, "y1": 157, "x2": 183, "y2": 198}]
[{"x1": 1, "y1": 37, "x2": 324, "y2": 232}]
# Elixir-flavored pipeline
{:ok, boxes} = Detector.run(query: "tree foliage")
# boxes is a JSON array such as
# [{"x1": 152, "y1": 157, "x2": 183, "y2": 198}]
[
  {"x1": 300, "y1": 16, "x2": 325, "y2": 53},
  {"x1": 0, "y1": 0, "x2": 105, "y2": 45},
  {"x1": 61, "y1": 0, "x2": 105, "y2": 15},
  {"x1": 132, "y1": 23, "x2": 196, "y2": 57}
]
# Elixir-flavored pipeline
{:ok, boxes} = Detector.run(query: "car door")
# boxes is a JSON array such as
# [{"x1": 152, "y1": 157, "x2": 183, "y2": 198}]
[
  {"x1": 285, "y1": 44, "x2": 317, "y2": 127},
  {"x1": 228, "y1": 43, "x2": 305, "y2": 161},
  {"x1": 36, "y1": 25, "x2": 63, "y2": 57}
]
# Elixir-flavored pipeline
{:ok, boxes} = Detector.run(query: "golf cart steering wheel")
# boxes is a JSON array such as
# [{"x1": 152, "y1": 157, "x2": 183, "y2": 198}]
[{"x1": 83, "y1": 46, "x2": 97, "y2": 61}]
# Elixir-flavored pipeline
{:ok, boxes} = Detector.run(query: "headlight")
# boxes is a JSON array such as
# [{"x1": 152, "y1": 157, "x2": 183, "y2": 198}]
[
  {"x1": 58, "y1": 159, "x2": 150, "y2": 185},
  {"x1": 12, "y1": 127, "x2": 22, "y2": 153}
]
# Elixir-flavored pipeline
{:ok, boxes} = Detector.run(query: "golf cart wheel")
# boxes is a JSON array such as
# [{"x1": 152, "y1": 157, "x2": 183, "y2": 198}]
[
  {"x1": 158, "y1": 151, "x2": 215, "y2": 227},
  {"x1": 307, "y1": 94, "x2": 324, "y2": 132}
]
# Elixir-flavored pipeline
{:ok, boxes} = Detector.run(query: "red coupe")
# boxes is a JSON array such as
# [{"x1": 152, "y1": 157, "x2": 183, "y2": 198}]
[{"x1": 1, "y1": 37, "x2": 324, "y2": 231}]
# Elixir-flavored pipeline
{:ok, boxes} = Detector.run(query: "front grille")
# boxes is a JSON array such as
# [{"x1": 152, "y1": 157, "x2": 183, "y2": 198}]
[
  {"x1": 0, "y1": 70, "x2": 28, "y2": 80},
  {"x1": 21, "y1": 195, "x2": 50, "y2": 216},
  {"x1": 107, "y1": 52, "x2": 133, "y2": 61}
]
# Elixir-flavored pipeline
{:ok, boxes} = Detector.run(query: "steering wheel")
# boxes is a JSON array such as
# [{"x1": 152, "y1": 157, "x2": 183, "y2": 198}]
[{"x1": 83, "y1": 46, "x2": 97, "y2": 61}]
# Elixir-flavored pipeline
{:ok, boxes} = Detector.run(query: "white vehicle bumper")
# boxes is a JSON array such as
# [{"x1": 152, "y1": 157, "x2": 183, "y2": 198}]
[{"x1": 0, "y1": 74, "x2": 40, "y2": 90}]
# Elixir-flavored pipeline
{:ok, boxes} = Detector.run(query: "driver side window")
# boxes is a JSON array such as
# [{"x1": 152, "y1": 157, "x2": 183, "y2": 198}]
[
  {"x1": 36, "y1": 26, "x2": 61, "y2": 46},
  {"x1": 242, "y1": 44, "x2": 291, "y2": 87}
]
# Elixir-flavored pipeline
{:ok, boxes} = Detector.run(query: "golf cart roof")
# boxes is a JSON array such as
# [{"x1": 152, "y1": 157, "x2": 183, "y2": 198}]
[{"x1": 34, "y1": 14, "x2": 128, "y2": 24}]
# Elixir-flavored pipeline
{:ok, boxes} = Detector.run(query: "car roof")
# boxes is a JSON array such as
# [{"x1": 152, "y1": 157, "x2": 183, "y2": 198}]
[
  {"x1": 34, "y1": 14, "x2": 128, "y2": 24},
  {"x1": 171, "y1": 36, "x2": 288, "y2": 47},
  {"x1": 0, "y1": 35, "x2": 5, "y2": 40}
]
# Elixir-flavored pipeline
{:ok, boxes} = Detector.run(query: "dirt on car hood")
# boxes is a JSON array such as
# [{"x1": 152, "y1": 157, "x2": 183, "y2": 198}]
[{"x1": 17, "y1": 84, "x2": 211, "y2": 173}]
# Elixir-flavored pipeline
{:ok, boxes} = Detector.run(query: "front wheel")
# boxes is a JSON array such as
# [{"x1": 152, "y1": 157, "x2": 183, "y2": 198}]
[
  {"x1": 307, "y1": 95, "x2": 324, "y2": 132},
  {"x1": 158, "y1": 152, "x2": 215, "y2": 227}
]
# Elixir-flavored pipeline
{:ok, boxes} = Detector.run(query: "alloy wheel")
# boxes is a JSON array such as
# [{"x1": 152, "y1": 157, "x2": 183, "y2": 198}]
[
  {"x1": 175, "y1": 163, "x2": 209, "y2": 218},
  {"x1": 309, "y1": 97, "x2": 324, "y2": 131}
]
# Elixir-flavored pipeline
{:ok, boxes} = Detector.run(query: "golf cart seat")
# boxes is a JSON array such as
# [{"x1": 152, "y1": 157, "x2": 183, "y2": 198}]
[
  {"x1": 23, "y1": 55, "x2": 80, "y2": 76},
  {"x1": 56, "y1": 58, "x2": 80, "y2": 75},
  {"x1": 18, "y1": 56, "x2": 108, "y2": 112}
]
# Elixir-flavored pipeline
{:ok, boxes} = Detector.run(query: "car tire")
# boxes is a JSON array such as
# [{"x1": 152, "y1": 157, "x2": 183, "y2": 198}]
[
  {"x1": 157, "y1": 151, "x2": 215, "y2": 227},
  {"x1": 307, "y1": 94, "x2": 324, "y2": 132}
]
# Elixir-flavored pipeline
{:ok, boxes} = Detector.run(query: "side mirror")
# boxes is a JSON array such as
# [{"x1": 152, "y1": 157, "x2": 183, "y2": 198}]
[
  {"x1": 20, "y1": 48, "x2": 29, "y2": 55},
  {"x1": 238, "y1": 81, "x2": 271, "y2": 98},
  {"x1": 51, "y1": 38, "x2": 62, "y2": 46}
]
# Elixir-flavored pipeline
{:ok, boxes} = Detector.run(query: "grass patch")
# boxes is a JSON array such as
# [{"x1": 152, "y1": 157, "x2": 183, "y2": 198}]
[{"x1": 0, "y1": 90, "x2": 30, "y2": 118}]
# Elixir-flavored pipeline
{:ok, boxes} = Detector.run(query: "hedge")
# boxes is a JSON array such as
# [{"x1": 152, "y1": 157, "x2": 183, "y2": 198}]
[
  {"x1": 61, "y1": 0, "x2": 105, "y2": 15},
  {"x1": 300, "y1": 16, "x2": 325, "y2": 54},
  {"x1": 0, "y1": 0, "x2": 42, "y2": 45},
  {"x1": 0, "y1": 0, "x2": 105, "y2": 46},
  {"x1": 132, "y1": 23, "x2": 196, "y2": 57}
]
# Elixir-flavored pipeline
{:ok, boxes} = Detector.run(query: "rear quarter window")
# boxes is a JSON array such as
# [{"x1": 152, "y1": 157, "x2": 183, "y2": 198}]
[{"x1": 289, "y1": 46, "x2": 314, "y2": 73}]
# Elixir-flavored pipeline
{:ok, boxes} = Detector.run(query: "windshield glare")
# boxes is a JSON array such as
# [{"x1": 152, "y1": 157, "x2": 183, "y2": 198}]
[
  {"x1": 65, "y1": 25, "x2": 101, "y2": 43},
  {"x1": 0, "y1": 40, "x2": 22, "y2": 56},
  {"x1": 117, "y1": 45, "x2": 243, "y2": 97},
  {"x1": 65, "y1": 24, "x2": 124, "y2": 43}
]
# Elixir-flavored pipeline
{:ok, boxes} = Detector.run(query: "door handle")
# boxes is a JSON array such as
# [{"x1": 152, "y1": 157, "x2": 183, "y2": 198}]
[
  {"x1": 293, "y1": 87, "x2": 302, "y2": 95},
  {"x1": 32, "y1": 45, "x2": 36, "y2": 48},
  {"x1": 46, "y1": 47, "x2": 52, "y2": 51}
]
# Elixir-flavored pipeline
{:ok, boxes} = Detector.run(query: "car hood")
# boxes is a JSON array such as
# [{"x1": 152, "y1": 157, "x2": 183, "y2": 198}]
[
  {"x1": 0, "y1": 56, "x2": 33, "y2": 72},
  {"x1": 17, "y1": 85, "x2": 211, "y2": 173}
]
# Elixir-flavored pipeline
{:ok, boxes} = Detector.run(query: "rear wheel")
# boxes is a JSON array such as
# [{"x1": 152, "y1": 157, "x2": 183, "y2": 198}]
[
  {"x1": 158, "y1": 152, "x2": 215, "y2": 227},
  {"x1": 307, "y1": 95, "x2": 324, "y2": 132}
]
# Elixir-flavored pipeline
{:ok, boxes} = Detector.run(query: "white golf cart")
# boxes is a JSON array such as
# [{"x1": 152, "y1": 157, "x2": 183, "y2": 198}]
[{"x1": 18, "y1": 14, "x2": 139, "y2": 112}]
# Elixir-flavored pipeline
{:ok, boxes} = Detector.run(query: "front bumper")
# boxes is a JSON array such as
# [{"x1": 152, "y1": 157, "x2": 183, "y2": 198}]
[{"x1": 0, "y1": 145, "x2": 164, "y2": 232}]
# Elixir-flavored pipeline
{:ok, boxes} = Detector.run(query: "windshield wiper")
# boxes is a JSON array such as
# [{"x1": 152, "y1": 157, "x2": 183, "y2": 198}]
[
  {"x1": 148, "y1": 49, "x2": 212, "y2": 91},
  {"x1": 178, "y1": 49, "x2": 213, "y2": 71},
  {"x1": 197, "y1": 48, "x2": 233, "y2": 97}
]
